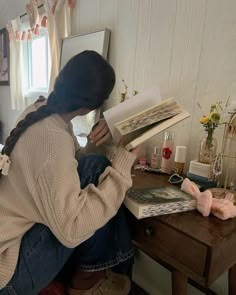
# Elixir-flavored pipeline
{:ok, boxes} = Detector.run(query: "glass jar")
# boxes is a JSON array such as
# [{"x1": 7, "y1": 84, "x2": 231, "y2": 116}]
[{"x1": 199, "y1": 136, "x2": 217, "y2": 164}]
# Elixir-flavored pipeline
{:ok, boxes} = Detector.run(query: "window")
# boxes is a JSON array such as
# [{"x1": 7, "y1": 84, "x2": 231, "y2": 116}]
[{"x1": 22, "y1": 28, "x2": 51, "y2": 101}]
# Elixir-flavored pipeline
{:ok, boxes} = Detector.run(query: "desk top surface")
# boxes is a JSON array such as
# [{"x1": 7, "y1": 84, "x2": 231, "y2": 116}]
[{"x1": 132, "y1": 170, "x2": 236, "y2": 247}]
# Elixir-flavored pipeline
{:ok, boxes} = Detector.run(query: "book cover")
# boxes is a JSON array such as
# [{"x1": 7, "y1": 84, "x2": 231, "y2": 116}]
[
  {"x1": 124, "y1": 186, "x2": 196, "y2": 219},
  {"x1": 103, "y1": 88, "x2": 190, "y2": 150}
]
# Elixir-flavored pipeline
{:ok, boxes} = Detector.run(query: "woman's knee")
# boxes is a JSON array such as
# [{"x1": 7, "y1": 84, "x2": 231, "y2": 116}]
[
  {"x1": 78, "y1": 154, "x2": 111, "y2": 171},
  {"x1": 77, "y1": 154, "x2": 111, "y2": 188}
]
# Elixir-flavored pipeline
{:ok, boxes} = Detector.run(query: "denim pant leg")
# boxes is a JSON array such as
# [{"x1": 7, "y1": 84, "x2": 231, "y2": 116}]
[
  {"x1": 77, "y1": 153, "x2": 111, "y2": 188},
  {"x1": 73, "y1": 206, "x2": 134, "y2": 272},
  {"x1": 68, "y1": 154, "x2": 134, "y2": 273},
  {"x1": 0, "y1": 154, "x2": 133, "y2": 295},
  {"x1": 0, "y1": 224, "x2": 75, "y2": 295}
]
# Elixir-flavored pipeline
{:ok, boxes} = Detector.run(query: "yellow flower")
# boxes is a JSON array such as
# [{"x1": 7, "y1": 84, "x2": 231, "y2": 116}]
[
  {"x1": 210, "y1": 112, "x2": 220, "y2": 123},
  {"x1": 200, "y1": 116, "x2": 209, "y2": 124}
]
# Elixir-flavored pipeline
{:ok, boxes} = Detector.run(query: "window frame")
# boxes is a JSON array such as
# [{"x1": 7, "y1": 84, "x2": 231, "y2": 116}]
[{"x1": 22, "y1": 27, "x2": 50, "y2": 101}]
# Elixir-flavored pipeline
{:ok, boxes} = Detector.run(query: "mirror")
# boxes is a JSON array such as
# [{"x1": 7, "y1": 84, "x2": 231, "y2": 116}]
[
  {"x1": 59, "y1": 29, "x2": 111, "y2": 142},
  {"x1": 60, "y1": 29, "x2": 110, "y2": 69}
]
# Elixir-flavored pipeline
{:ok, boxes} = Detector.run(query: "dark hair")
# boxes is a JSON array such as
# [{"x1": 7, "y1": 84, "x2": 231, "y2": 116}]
[{"x1": 1, "y1": 50, "x2": 115, "y2": 160}]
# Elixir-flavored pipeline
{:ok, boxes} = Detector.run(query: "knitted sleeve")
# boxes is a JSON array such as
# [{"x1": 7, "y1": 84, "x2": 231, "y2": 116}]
[
  {"x1": 34, "y1": 131, "x2": 136, "y2": 247},
  {"x1": 68, "y1": 122, "x2": 81, "y2": 153}
]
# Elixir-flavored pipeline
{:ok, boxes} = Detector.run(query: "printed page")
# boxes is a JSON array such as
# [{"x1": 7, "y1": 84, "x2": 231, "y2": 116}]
[
  {"x1": 125, "y1": 110, "x2": 190, "y2": 150},
  {"x1": 103, "y1": 87, "x2": 161, "y2": 141},
  {"x1": 115, "y1": 98, "x2": 182, "y2": 136}
]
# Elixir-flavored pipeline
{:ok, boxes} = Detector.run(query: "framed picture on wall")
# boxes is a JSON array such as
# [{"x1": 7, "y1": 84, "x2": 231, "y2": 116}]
[{"x1": 0, "y1": 28, "x2": 10, "y2": 86}]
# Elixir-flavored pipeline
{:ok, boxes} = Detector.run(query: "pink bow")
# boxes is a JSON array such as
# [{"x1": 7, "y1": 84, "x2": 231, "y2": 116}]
[{"x1": 181, "y1": 178, "x2": 236, "y2": 220}]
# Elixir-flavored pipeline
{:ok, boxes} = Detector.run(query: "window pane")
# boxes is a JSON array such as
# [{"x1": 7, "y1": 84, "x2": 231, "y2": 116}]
[{"x1": 31, "y1": 36, "x2": 47, "y2": 89}]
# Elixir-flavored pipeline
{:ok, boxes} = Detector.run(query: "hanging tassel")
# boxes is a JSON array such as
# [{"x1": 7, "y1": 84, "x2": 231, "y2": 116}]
[
  {"x1": 15, "y1": 30, "x2": 21, "y2": 41},
  {"x1": 26, "y1": 0, "x2": 40, "y2": 30},
  {"x1": 0, "y1": 154, "x2": 11, "y2": 176},
  {"x1": 51, "y1": 0, "x2": 59, "y2": 14},
  {"x1": 28, "y1": 29, "x2": 32, "y2": 40},
  {"x1": 41, "y1": 15, "x2": 47, "y2": 28},
  {"x1": 34, "y1": 24, "x2": 40, "y2": 36},
  {"x1": 6, "y1": 24, "x2": 14, "y2": 40},
  {"x1": 52, "y1": 0, "x2": 65, "y2": 14},
  {"x1": 21, "y1": 31, "x2": 26, "y2": 41},
  {"x1": 67, "y1": 0, "x2": 75, "y2": 8}
]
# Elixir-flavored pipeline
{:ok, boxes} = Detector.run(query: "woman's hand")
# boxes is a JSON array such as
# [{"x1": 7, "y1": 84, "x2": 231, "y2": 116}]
[
  {"x1": 118, "y1": 136, "x2": 142, "y2": 156},
  {"x1": 89, "y1": 119, "x2": 112, "y2": 146}
]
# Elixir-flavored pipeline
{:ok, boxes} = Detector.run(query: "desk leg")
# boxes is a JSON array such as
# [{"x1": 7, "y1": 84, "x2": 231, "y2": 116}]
[
  {"x1": 172, "y1": 270, "x2": 188, "y2": 295},
  {"x1": 228, "y1": 264, "x2": 236, "y2": 295}
]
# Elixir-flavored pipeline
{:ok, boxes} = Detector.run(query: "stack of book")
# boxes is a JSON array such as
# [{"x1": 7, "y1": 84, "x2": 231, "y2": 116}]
[{"x1": 187, "y1": 160, "x2": 217, "y2": 189}]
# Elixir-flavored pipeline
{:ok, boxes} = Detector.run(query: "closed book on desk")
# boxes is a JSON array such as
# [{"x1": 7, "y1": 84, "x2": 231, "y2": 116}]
[{"x1": 124, "y1": 186, "x2": 196, "y2": 219}]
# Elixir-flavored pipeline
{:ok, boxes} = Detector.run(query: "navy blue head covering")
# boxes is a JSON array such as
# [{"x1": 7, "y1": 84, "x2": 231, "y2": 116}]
[{"x1": 47, "y1": 50, "x2": 115, "y2": 113}]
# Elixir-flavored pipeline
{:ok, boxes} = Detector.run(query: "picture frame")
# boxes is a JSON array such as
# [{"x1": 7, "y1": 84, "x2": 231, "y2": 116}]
[{"x1": 0, "y1": 28, "x2": 10, "y2": 86}]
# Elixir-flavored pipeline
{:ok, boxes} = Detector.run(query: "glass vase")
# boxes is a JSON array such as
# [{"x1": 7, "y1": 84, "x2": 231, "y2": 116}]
[{"x1": 198, "y1": 136, "x2": 217, "y2": 164}]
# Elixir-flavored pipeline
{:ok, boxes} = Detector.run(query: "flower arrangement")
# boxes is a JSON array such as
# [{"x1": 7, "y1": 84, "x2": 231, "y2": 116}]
[{"x1": 198, "y1": 102, "x2": 222, "y2": 149}]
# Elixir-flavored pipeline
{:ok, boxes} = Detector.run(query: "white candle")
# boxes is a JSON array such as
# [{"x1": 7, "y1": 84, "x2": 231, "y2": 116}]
[{"x1": 174, "y1": 146, "x2": 187, "y2": 163}]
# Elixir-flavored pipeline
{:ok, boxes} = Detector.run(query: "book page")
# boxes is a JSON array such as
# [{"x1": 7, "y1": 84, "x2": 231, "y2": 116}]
[
  {"x1": 125, "y1": 110, "x2": 190, "y2": 150},
  {"x1": 115, "y1": 98, "x2": 182, "y2": 136},
  {"x1": 103, "y1": 87, "x2": 161, "y2": 141}
]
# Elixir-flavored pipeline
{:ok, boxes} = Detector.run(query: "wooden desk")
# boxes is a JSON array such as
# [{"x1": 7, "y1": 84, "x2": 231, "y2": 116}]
[{"x1": 130, "y1": 171, "x2": 236, "y2": 295}]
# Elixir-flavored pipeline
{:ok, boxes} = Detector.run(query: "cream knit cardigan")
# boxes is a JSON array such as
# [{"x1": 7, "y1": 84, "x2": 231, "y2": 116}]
[{"x1": 0, "y1": 109, "x2": 136, "y2": 289}]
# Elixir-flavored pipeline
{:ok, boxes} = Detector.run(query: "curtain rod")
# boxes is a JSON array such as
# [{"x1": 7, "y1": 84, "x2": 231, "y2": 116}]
[{"x1": 20, "y1": 4, "x2": 44, "y2": 19}]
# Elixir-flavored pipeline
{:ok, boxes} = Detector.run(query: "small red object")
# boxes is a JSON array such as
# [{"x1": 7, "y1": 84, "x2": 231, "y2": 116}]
[
  {"x1": 138, "y1": 157, "x2": 147, "y2": 165},
  {"x1": 39, "y1": 281, "x2": 65, "y2": 295},
  {"x1": 162, "y1": 147, "x2": 172, "y2": 160}
]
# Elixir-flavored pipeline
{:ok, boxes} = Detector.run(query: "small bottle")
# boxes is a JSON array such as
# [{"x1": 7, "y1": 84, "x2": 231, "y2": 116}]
[
  {"x1": 150, "y1": 147, "x2": 161, "y2": 169},
  {"x1": 161, "y1": 132, "x2": 174, "y2": 174},
  {"x1": 174, "y1": 146, "x2": 187, "y2": 175}
]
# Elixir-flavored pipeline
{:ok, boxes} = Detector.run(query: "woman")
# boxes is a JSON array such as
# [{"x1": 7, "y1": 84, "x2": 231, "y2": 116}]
[{"x1": 0, "y1": 50, "x2": 139, "y2": 295}]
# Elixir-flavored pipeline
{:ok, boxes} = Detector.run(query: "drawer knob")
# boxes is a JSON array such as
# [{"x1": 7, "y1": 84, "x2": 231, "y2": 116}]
[{"x1": 144, "y1": 226, "x2": 154, "y2": 237}]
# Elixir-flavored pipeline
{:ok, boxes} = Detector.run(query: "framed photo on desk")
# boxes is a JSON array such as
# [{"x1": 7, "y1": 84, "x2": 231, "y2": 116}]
[{"x1": 0, "y1": 28, "x2": 10, "y2": 86}]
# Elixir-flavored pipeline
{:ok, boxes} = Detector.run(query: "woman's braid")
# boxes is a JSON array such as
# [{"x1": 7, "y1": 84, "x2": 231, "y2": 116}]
[{"x1": 2, "y1": 105, "x2": 54, "y2": 157}]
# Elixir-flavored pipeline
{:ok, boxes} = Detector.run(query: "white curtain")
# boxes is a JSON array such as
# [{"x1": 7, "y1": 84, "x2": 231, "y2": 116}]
[
  {"x1": 44, "y1": 0, "x2": 72, "y2": 92},
  {"x1": 8, "y1": 18, "x2": 24, "y2": 110},
  {"x1": 45, "y1": 0, "x2": 100, "y2": 138}
]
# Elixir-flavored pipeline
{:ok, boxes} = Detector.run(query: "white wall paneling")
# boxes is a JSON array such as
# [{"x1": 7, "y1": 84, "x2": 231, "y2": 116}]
[
  {"x1": 100, "y1": 0, "x2": 119, "y2": 109},
  {"x1": 114, "y1": 0, "x2": 139, "y2": 105},
  {"x1": 132, "y1": 0, "x2": 152, "y2": 93}
]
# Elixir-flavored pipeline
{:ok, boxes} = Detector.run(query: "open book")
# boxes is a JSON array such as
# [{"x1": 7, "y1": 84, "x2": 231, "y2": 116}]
[{"x1": 103, "y1": 88, "x2": 190, "y2": 150}]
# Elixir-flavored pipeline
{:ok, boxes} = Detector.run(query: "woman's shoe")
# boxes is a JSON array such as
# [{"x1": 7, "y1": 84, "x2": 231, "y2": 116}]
[{"x1": 68, "y1": 270, "x2": 131, "y2": 295}]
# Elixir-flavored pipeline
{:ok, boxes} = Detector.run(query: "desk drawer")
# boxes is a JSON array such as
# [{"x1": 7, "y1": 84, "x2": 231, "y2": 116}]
[{"x1": 132, "y1": 217, "x2": 207, "y2": 276}]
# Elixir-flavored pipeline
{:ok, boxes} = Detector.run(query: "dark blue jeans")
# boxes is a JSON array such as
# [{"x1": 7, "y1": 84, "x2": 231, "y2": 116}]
[{"x1": 0, "y1": 154, "x2": 134, "y2": 295}]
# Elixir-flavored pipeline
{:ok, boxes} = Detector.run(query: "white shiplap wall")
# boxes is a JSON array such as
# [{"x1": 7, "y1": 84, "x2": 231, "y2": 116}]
[{"x1": 72, "y1": 0, "x2": 236, "y2": 166}]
